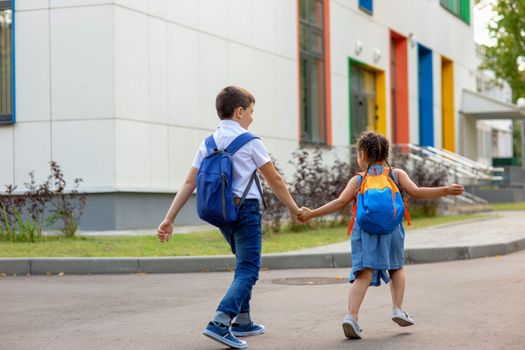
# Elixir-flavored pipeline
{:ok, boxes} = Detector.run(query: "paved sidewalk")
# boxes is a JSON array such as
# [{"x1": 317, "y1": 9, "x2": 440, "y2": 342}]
[
  {"x1": 2, "y1": 211, "x2": 525, "y2": 275},
  {"x1": 289, "y1": 211, "x2": 523, "y2": 254}
]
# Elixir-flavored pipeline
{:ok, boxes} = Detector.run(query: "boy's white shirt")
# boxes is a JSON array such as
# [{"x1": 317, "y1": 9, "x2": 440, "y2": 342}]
[{"x1": 192, "y1": 120, "x2": 271, "y2": 201}]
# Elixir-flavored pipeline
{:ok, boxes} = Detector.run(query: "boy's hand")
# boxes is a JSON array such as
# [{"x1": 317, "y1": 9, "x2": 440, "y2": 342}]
[
  {"x1": 157, "y1": 219, "x2": 173, "y2": 243},
  {"x1": 446, "y1": 184, "x2": 464, "y2": 196},
  {"x1": 288, "y1": 206, "x2": 302, "y2": 224},
  {"x1": 297, "y1": 207, "x2": 313, "y2": 223}
]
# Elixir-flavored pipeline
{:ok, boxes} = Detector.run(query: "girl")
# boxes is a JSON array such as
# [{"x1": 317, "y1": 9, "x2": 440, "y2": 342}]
[{"x1": 298, "y1": 131, "x2": 464, "y2": 339}]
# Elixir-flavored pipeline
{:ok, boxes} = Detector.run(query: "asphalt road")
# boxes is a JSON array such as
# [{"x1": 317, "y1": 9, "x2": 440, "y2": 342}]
[{"x1": 2, "y1": 250, "x2": 525, "y2": 350}]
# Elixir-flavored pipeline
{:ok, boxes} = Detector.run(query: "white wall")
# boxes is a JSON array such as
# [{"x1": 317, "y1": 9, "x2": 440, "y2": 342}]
[
  {"x1": 9, "y1": 1, "x2": 116, "y2": 192},
  {"x1": 112, "y1": 0, "x2": 299, "y2": 189}
]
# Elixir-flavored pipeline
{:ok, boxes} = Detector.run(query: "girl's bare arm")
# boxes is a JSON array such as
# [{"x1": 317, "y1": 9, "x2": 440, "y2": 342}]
[
  {"x1": 395, "y1": 169, "x2": 464, "y2": 200},
  {"x1": 305, "y1": 176, "x2": 359, "y2": 220}
]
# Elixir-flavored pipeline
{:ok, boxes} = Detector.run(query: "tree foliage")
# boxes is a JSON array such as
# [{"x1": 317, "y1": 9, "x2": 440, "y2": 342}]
[{"x1": 479, "y1": 0, "x2": 525, "y2": 102}]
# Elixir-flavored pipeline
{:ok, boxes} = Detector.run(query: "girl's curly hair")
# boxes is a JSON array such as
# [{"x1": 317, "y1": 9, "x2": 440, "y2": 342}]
[{"x1": 356, "y1": 131, "x2": 391, "y2": 173}]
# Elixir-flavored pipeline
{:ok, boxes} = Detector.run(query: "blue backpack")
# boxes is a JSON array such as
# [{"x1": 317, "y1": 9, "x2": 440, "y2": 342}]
[
  {"x1": 196, "y1": 132, "x2": 266, "y2": 227},
  {"x1": 347, "y1": 166, "x2": 411, "y2": 235}
]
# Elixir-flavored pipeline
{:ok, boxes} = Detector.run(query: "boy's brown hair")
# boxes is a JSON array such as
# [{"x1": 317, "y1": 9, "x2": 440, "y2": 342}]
[{"x1": 215, "y1": 86, "x2": 255, "y2": 119}]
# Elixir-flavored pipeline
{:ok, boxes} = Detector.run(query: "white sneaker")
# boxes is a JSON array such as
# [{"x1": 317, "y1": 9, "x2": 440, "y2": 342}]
[
  {"x1": 342, "y1": 313, "x2": 362, "y2": 339},
  {"x1": 392, "y1": 308, "x2": 415, "y2": 327}
]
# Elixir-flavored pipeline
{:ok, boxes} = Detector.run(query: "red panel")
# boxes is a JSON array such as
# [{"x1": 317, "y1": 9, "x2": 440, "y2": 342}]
[{"x1": 390, "y1": 31, "x2": 410, "y2": 144}]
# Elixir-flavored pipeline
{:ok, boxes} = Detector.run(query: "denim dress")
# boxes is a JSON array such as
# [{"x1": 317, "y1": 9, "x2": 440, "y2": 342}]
[
  {"x1": 349, "y1": 221, "x2": 405, "y2": 286},
  {"x1": 348, "y1": 167, "x2": 406, "y2": 286}
]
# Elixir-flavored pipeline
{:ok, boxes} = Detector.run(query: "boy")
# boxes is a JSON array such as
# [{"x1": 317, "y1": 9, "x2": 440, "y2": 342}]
[{"x1": 157, "y1": 86, "x2": 301, "y2": 349}]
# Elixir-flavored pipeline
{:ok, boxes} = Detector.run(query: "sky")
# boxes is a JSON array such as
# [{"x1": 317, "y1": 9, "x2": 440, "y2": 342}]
[{"x1": 473, "y1": 0, "x2": 497, "y2": 46}]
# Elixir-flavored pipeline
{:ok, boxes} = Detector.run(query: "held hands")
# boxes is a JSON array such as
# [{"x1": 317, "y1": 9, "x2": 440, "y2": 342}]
[
  {"x1": 446, "y1": 184, "x2": 464, "y2": 196},
  {"x1": 288, "y1": 206, "x2": 304, "y2": 224},
  {"x1": 157, "y1": 219, "x2": 173, "y2": 243},
  {"x1": 297, "y1": 207, "x2": 314, "y2": 224}
]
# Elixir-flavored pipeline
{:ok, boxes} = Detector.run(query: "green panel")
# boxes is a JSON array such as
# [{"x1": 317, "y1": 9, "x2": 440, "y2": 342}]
[
  {"x1": 460, "y1": 0, "x2": 470, "y2": 24},
  {"x1": 348, "y1": 57, "x2": 366, "y2": 144}
]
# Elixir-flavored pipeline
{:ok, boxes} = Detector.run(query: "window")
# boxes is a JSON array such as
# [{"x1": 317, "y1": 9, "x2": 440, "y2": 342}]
[
  {"x1": 299, "y1": 0, "x2": 327, "y2": 144},
  {"x1": 0, "y1": 0, "x2": 14, "y2": 124},
  {"x1": 440, "y1": 0, "x2": 470, "y2": 24},
  {"x1": 358, "y1": 0, "x2": 373, "y2": 15}
]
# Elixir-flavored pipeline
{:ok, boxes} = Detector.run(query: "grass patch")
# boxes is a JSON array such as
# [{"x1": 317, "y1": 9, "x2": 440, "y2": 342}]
[
  {"x1": 490, "y1": 202, "x2": 525, "y2": 211},
  {"x1": 0, "y1": 214, "x2": 491, "y2": 258}
]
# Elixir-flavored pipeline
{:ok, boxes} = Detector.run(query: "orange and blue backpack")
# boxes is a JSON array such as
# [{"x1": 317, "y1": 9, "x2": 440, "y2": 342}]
[{"x1": 347, "y1": 165, "x2": 411, "y2": 235}]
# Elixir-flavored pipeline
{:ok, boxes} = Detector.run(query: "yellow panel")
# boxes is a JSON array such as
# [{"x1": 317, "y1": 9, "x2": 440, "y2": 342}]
[
  {"x1": 375, "y1": 71, "x2": 386, "y2": 136},
  {"x1": 442, "y1": 59, "x2": 455, "y2": 151}
]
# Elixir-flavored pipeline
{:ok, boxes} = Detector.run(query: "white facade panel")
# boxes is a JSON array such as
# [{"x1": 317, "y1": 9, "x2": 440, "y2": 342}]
[
  {"x1": 13, "y1": 122, "x2": 51, "y2": 188},
  {"x1": 250, "y1": 50, "x2": 277, "y2": 137},
  {"x1": 227, "y1": 0, "x2": 253, "y2": 45},
  {"x1": 168, "y1": 126, "x2": 202, "y2": 188},
  {"x1": 198, "y1": 0, "x2": 228, "y2": 37},
  {"x1": 114, "y1": 0, "x2": 148, "y2": 13},
  {"x1": 50, "y1": 0, "x2": 112, "y2": 8},
  {"x1": 149, "y1": 123, "x2": 169, "y2": 189},
  {"x1": 227, "y1": 42, "x2": 254, "y2": 91},
  {"x1": 50, "y1": 5, "x2": 114, "y2": 120},
  {"x1": 148, "y1": 17, "x2": 168, "y2": 125},
  {"x1": 15, "y1": 9, "x2": 50, "y2": 123},
  {"x1": 115, "y1": 120, "x2": 149, "y2": 188},
  {"x1": 331, "y1": 74, "x2": 350, "y2": 147},
  {"x1": 165, "y1": 0, "x2": 198, "y2": 29},
  {"x1": 433, "y1": 52, "x2": 443, "y2": 148},
  {"x1": 15, "y1": 0, "x2": 48, "y2": 11},
  {"x1": 0, "y1": 128, "x2": 14, "y2": 187},
  {"x1": 52, "y1": 120, "x2": 116, "y2": 189},
  {"x1": 274, "y1": 0, "x2": 297, "y2": 59},
  {"x1": 114, "y1": 6, "x2": 149, "y2": 122},
  {"x1": 408, "y1": 43, "x2": 420, "y2": 144},
  {"x1": 198, "y1": 34, "x2": 229, "y2": 129},
  {"x1": 147, "y1": 0, "x2": 166, "y2": 18},
  {"x1": 251, "y1": 0, "x2": 275, "y2": 53},
  {"x1": 271, "y1": 57, "x2": 298, "y2": 141},
  {"x1": 166, "y1": 24, "x2": 200, "y2": 128}
]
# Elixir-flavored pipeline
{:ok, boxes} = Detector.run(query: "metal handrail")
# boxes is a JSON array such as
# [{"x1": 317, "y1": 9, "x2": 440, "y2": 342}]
[{"x1": 396, "y1": 143, "x2": 503, "y2": 181}]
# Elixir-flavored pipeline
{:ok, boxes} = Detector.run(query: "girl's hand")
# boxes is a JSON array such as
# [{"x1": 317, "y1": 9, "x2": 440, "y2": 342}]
[
  {"x1": 297, "y1": 207, "x2": 313, "y2": 223},
  {"x1": 157, "y1": 219, "x2": 173, "y2": 243},
  {"x1": 446, "y1": 184, "x2": 464, "y2": 196}
]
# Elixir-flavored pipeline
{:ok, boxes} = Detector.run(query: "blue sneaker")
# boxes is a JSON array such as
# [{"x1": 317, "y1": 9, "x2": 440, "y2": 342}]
[
  {"x1": 202, "y1": 321, "x2": 248, "y2": 349},
  {"x1": 231, "y1": 322, "x2": 265, "y2": 337}
]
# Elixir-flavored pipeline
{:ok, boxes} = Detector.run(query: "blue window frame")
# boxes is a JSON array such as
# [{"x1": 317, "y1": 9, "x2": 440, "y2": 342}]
[
  {"x1": 359, "y1": 0, "x2": 373, "y2": 15},
  {"x1": 0, "y1": 0, "x2": 14, "y2": 125},
  {"x1": 418, "y1": 44, "x2": 434, "y2": 147}
]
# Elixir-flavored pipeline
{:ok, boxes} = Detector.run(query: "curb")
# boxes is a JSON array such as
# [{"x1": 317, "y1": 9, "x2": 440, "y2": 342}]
[{"x1": 2, "y1": 237, "x2": 525, "y2": 275}]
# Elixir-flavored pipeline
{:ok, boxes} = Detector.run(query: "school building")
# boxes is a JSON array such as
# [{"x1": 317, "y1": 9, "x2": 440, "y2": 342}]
[{"x1": 1, "y1": 0, "x2": 524, "y2": 229}]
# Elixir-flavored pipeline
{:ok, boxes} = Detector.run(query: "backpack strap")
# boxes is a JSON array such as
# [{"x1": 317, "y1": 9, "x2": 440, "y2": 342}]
[
  {"x1": 386, "y1": 167, "x2": 412, "y2": 226},
  {"x1": 237, "y1": 172, "x2": 268, "y2": 209},
  {"x1": 226, "y1": 132, "x2": 258, "y2": 155},
  {"x1": 347, "y1": 172, "x2": 365, "y2": 236},
  {"x1": 204, "y1": 134, "x2": 218, "y2": 153},
  {"x1": 225, "y1": 132, "x2": 267, "y2": 209}
]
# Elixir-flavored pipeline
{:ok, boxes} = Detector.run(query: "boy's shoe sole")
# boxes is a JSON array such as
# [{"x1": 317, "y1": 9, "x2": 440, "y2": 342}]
[
  {"x1": 392, "y1": 316, "x2": 415, "y2": 327},
  {"x1": 342, "y1": 322, "x2": 362, "y2": 339},
  {"x1": 202, "y1": 329, "x2": 248, "y2": 349},
  {"x1": 231, "y1": 325, "x2": 265, "y2": 337}
]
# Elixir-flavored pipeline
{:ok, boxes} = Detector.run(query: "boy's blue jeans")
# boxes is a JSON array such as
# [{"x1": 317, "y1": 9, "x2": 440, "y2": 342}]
[{"x1": 216, "y1": 199, "x2": 262, "y2": 320}]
